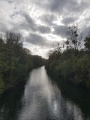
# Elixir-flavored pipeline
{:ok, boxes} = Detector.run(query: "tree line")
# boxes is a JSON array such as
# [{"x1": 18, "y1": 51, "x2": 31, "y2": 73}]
[
  {"x1": 0, "y1": 32, "x2": 45, "y2": 95},
  {"x1": 45, "y1": 25, "x2": 90, "y2": 91}
]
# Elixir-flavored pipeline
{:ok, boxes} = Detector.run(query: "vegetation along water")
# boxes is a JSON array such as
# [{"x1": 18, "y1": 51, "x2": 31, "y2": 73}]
[
  {"x1": 45, "y1": 26, "x2": 90, "y2": 92},
  {"x1": 0, "y1": 32, "x2": 45, "y2": 95}
]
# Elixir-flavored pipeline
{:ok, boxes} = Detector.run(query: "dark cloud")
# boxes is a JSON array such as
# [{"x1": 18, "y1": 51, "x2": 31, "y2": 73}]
[
  {"x1": 47, "y1": 0, "x2": 89, "y2": 14},
  {"x1": 23, "y1": 13, "x2": 37, "y2": 31},
  {"x1": 53, "y1": 25, "x2": 67, "y2": 38},
  {"x1": 41, "y1": 13, "x2": 56, "y2": 25},
  {"x1": 22, "y1": 13, "x2": 51, "y2": 34},
  {"x1": 38, "y1": 25, "x2": 51, "y2": 34},
  {"x1": 10, "y1": 13, "x2": 52, "y2": 34},
  {"x1": 62, "y1": 17, "x2": 77, "y2": 25},
  {"x1": 82, "y1": 26, "x2": 90, "y2": 40},
  {"x1": 26, "y1": 33, "x2": 53, "y2": 47}
]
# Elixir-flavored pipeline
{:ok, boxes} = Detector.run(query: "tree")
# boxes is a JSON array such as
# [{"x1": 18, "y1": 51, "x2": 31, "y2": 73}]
[
  {"x1": 0, "y1": 32, "x2": 45, "y2": 95},
  {"x1": 84, "y1": 37, "x2": 90, "y2": 52},
  {"x1": 48, "y1": 42, "x2": 63, "y2": 60},
  {"x1": 66, "y1": 25, "x2": 81, "y2": 50}
]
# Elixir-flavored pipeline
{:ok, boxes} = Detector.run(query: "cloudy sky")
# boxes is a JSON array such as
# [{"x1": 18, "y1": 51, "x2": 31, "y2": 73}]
[{"x1": 0, "y1": 0, "x2": 90, "y2": 58}]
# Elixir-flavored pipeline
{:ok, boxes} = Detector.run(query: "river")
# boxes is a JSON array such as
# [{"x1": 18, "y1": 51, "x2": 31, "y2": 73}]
[{"x1": 0, "y1": 66, "x2": 90, "y2": 120}]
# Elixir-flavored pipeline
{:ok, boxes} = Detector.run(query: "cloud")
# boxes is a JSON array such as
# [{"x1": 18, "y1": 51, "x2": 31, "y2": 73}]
[
  {"x1": 47, "y1": 0, "x2": 89, "y2": 15},
  {"x1": 0, "y1": 0, "x2": 13, "y2": 3},
  {"x1": 82, "y1": 26, "x2": 90, "y2": 40},
  {"x1": 23, "y1": 13, "x2": 37, "y2": 31},
  {"x1": 8, "y1": 12, "x2": 51, "y2": 35},
  {"x1": 62, "y1": 17, "x2": 77, "y2": 25},
  {"x1": 21, "y1": 13, "x2": 51, "y2": 34},
  {"x1": 53, "y1": 25, "x2": 67, "y2": 38},
  {"x1": 38, "y1": 25, "x2": 51, "y2": 34},
  {"x1": 40, "y1": 13, "x2": 56, "y2": 25},
  {"x1": 26, "y1": 33, "x2": 53, "y2": 48},
  {"x1": 0, "y1": 0, "x2": 90, "y2": 58}
]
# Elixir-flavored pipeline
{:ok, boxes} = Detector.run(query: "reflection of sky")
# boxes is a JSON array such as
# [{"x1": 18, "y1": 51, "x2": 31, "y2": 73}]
[{"x1": 18, "y1": 67, "x2": 85, "y2": 120}]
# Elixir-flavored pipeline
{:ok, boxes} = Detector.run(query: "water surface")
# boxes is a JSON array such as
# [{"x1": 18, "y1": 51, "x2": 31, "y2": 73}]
[{"x1": 0, "y1": 66, "x2": 90, "y2": 120}]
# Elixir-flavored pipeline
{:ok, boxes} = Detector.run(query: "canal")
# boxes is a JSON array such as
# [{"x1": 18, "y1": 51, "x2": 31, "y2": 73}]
[{"x1": 0, "y1": 66, "x2": 90, "y2": 120}]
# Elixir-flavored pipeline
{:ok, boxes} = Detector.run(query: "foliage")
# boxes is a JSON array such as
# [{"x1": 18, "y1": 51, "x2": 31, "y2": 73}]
[
  {"x1": 0, "y1": 32, "x2": 45, "y2": 95},
  {"x1": 66, "y1": 25, "x2": 82, "y2": 50},
  {"x1": 46, "y1": 26, "x2": 90, "y2": 91},
  {"x1": 84, "y1": 37, "x2": 90, "y2": 52}
]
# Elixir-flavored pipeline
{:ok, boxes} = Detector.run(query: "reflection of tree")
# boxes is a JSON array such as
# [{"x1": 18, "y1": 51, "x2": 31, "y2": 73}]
[
  {"x1": 56, "y1": 78, "x2": 90, "y2": 119},
  {"x1": 0, "y1": 83, "x2": 25, "y2": 120}
]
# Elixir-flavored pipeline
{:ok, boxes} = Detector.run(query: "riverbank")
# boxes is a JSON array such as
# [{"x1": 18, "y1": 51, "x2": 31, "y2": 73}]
[
  {"x1": 0, "y1": 32, "x2": 45, "y2": 95},
  {"x1": 45, "y1": 48, "x2": 90, "y2": 92}
]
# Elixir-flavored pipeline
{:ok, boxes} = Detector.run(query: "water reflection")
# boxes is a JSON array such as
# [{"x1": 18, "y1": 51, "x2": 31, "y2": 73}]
[
  {"x1": 0, "y1": 83, "x2": 25, "y2": 120},
  {"x1": 17, "y1": 66, "x2": 88, "y2": 120},
  {"x1": 0, "y1": 66, "x2": 90, "y2": 120}
]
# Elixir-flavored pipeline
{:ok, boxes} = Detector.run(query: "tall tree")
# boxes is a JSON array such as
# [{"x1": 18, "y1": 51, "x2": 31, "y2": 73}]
[
  {"x1": 66, "y1": 25, "x2": 81, "y2": 50},
  {"x1": 84, "y1": 37, "x2": 90, "y2": 52}
]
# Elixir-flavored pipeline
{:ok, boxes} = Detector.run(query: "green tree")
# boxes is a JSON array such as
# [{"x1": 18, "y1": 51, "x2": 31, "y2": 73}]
[
  {"x1": 66, "y1": 25, "x2": 81, "y2": 50},
  {"x1": 84, "y1": 37, "x2": 90, "y2": 52}
]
